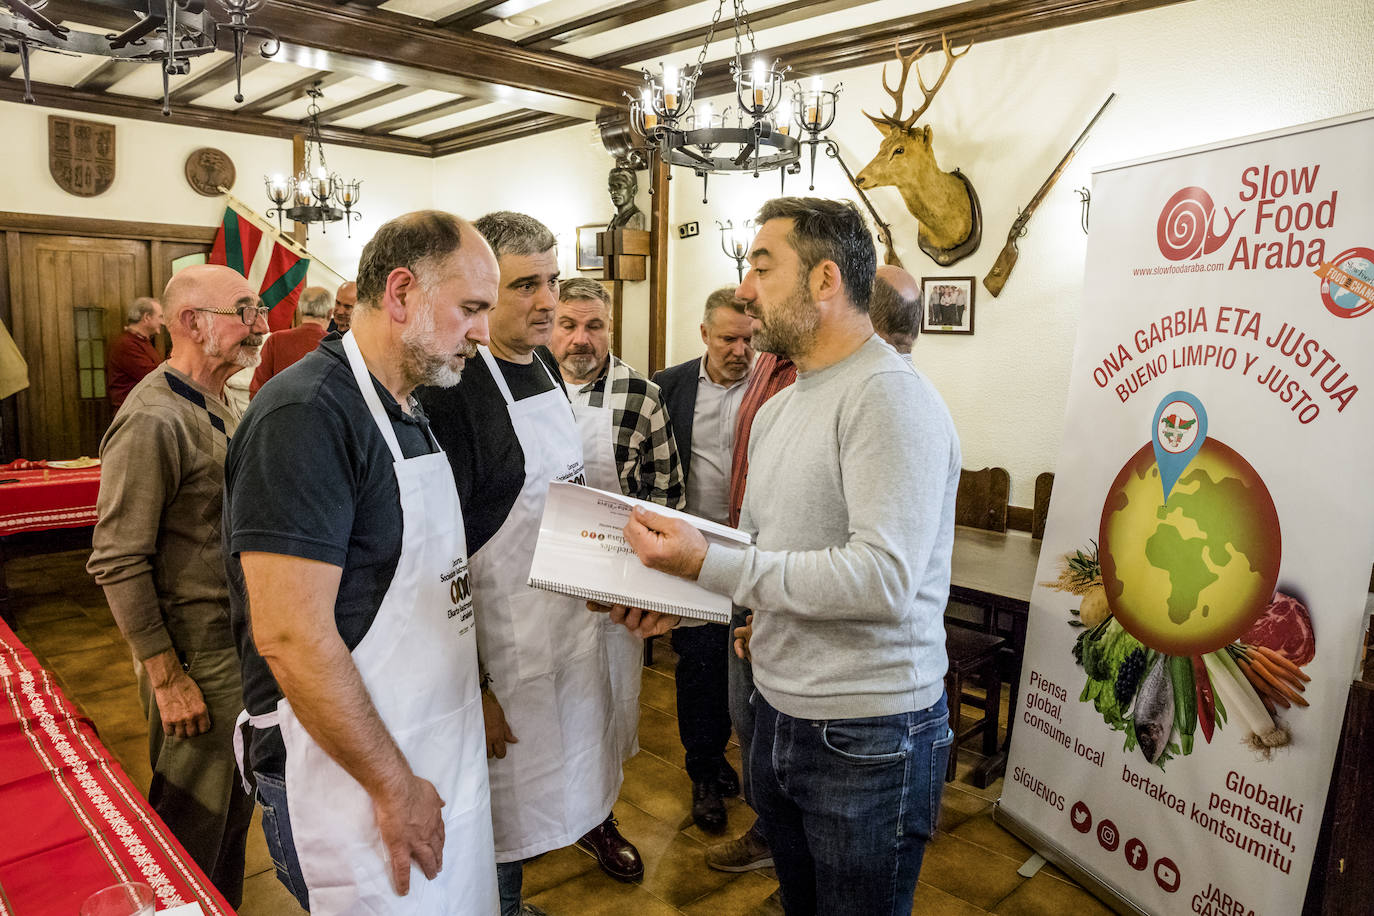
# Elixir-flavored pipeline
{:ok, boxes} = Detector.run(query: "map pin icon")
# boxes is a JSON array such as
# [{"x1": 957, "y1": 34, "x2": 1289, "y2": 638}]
[{"x1": 1152, "y1": 391, "x2": 1208, "y2": 506}]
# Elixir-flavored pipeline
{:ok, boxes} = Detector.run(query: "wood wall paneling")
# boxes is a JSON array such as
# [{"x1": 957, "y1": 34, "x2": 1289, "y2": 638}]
[{"x1": 647, "y1": 156, "x2": 669, "y2": 375}]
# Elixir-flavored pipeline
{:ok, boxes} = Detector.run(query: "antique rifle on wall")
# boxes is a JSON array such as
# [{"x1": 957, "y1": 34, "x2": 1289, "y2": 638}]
[{"x1": 983, "y1": 93, "x2": 1116, "y2": 297}]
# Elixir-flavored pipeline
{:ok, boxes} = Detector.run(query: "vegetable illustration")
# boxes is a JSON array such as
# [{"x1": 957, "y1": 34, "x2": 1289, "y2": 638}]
[
  {"x1": 1192, "y1": 654, "x2": 1215, "y2": 744},
  {"x1": 1203, "y1": 651, "x2": 1290, "y2": 755},
  {"x1": 1170, "y1": 655, "x2": 1197, "y2": 754}
]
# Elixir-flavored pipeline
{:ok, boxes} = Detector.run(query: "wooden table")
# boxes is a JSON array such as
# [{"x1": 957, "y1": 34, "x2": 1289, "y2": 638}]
[
  {"x1": 0, "y1": 464, "x2": 101, "y2": 626},
  {"x1": 948, "y1": 526, "x2": 1042, "y2": 786}
]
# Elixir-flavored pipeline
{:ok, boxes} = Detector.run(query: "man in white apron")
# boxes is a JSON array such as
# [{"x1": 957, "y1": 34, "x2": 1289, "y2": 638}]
[
  {"x1": 224, "y1": 211, "x2": 501, "y2": 914},
  {"x1": 416, "y1": 213, "x2": 640, "y2": 916},
  {"x1": 549, "y1": 278, "x2": 687, "y2": 764}
]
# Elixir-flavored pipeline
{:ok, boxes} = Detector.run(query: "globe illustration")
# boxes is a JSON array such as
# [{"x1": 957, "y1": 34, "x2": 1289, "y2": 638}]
[{"x1": 1098, "y1": 439, "x2": 1281, "y2": 656}]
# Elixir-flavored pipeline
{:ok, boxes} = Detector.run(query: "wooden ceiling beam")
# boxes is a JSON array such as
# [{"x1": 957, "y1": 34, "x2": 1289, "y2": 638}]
[
  {"x1": 71, "y1": 58, "x2": 130, "y2": 92},
  {"x1": 170, "y1": 54, "x2": 271, "y2": 103},
  {"x1": 519, "y1": 0, "x2": 702, "y2": 51},
  {"x1": 239, "y1": 70, "x2": 348, "y2": 114},
  {"x1": 434, "y1": 0, "x2": 507, "y2": 29},
  {"x1": 594, "y1": 0, "x2": 856, "y2": 68},
  {"x1": 0, "y1": 80, "x2": 435, "y2": 156},
  {"x1": 241, "y1": 0, "x2": 639, "y2": 117},
  {"x1": 427, "y1": 109, "x2": 580, "y2": 154},
  {"x1": 365, "y1": 96, "x2": 484, "y2": 134},
  {"x1": 691, "y1": 0, "x2": 1197, "y2": 95},
  {"x1": 314, "y1": 85, "x2": 424, "y2": 126}
]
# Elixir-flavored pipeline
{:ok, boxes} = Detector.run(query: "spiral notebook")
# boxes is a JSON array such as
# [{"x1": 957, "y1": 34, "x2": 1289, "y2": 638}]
[{"x1": 527, "y1": 482, "x2": 751, "y2": 624}]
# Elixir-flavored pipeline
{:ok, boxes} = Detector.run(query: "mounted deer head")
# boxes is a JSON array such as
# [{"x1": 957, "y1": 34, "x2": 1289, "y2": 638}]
[{"x1": 854, "y1": 36, "x2": 982, "y2": 266}]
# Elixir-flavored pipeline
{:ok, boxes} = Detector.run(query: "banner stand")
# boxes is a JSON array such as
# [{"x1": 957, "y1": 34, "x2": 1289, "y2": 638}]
[{"x1": 993, "y1": 802, "x2": 1149, "y2": 916}]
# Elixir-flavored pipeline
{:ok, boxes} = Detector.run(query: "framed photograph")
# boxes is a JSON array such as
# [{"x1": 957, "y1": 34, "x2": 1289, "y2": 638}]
[
  {"x1": 920, "y1": 276, "x2": 975, "y2": 335},
  {"x1": 576, "y1": 225, "x2": 605, "y2": 271}
]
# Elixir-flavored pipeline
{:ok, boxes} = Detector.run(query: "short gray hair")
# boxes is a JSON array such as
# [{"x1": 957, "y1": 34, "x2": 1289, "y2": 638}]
[
  {"x1": 702, "y1": 287, "x2": 746, "y2": 323},
  {"x1": 559, "y1": 277, "x2": 610, "y2": 309},
  {"x1": 125, "y1": 297, "x2": 158, "y2": 326},
  {"x1": 474, "y1": 211, "x2": 556, "y2": 260},
  {"x1": 356, "y1": 210, "x2": 467, "y2": 308},
  {"x1": 297, "y1": 286, "x2": 332, "y2": 318}
]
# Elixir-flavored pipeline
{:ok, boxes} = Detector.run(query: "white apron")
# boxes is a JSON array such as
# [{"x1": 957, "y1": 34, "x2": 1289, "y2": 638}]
[
  {"x1": 571, "y1": 377, "x2": 643, "y2": 763},
  {"x1": 473, "y1": 346, "x2": 620, "y2": 862},
  {"x1": 241, "y1": 332, "x2": 499, "y2": 915}
]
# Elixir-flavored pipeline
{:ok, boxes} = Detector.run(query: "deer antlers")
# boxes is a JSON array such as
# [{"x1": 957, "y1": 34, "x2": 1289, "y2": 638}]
[{"x1": 863, "y1": 33, "x2": 972, "y2": 132}]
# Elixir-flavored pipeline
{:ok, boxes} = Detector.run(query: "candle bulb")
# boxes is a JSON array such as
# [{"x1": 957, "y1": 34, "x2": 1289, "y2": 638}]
[
  {"x1": 663, "y1": 63, "x2": 678, "y2": 111},
  {"x1": 698, "y1": 100, "x2": 713, "y2": 127},
  {"x1": 641, "y1": 89, "x2": 657, "y2": 130},
  {"x1": 752, "y1": 60, "x2": 766, "y2": 107}
]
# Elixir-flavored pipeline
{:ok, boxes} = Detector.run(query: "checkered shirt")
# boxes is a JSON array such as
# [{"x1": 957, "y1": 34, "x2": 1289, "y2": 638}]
[{"x1": 577, "y1": 355, "x2": 687, "y2": 510}]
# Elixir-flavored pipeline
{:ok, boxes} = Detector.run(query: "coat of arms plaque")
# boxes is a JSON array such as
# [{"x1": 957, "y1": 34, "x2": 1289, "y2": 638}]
[{"x1": 49, "y1": 116, "x2": 116, "y2": 197}]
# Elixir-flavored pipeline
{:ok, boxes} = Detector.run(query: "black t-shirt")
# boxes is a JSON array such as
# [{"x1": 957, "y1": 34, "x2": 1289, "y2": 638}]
[
  {"x1": 224, "y1": 334, "x2": 438, "y2": 777},
  {"x1": 415, "y1": 347, "x2": 567, "y2": 556}
]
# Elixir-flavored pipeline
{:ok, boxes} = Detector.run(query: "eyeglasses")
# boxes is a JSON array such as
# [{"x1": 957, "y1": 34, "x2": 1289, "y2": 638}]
[{"x1": 194, "y1": 305, "x2": 265, "y2": 326}]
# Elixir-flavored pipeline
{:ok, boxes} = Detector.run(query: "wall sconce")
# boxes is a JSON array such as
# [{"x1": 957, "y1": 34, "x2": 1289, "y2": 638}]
[{"x1": 718, "y1": 218, "x2": 756, "y2": 281}]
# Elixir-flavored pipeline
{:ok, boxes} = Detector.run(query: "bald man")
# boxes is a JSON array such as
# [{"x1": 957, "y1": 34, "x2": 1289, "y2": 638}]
[
  {"x1": 329, "y1": 280, "x2": 358, "y2": 333},
  {"x1": 88, "y1": 264, "x2": 267, "y2": 907},
  {"x1": 869, "y1": 264, "x2": 922, "y2": 359}
]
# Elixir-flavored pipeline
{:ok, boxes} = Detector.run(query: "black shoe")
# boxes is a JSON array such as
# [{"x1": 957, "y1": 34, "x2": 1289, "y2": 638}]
[
  {"x1": 716, "y1": 761, "x2": 741, "y2": 799},
  {"x1": 576, "y1": 815, "x2": 644, "y2": 882},
  {"x1": 692, "y1": 779, "x2": 728, "y2": 834}
]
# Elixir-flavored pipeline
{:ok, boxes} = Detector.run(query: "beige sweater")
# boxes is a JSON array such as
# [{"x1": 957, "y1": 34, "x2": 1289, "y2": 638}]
[{"x1": 87, "y1": 363, "x2": 241, "y2": 660}]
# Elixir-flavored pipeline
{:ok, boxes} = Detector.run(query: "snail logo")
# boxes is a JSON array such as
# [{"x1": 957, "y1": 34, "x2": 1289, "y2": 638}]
[{"x1": 1155, "y1": 187, "x2": 1245, "y2": 262}]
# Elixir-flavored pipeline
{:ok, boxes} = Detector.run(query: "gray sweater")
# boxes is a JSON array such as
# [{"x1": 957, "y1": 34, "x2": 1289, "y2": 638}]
[{"x1": 697, "y1": 335, "x2": 960, "y2": 719}]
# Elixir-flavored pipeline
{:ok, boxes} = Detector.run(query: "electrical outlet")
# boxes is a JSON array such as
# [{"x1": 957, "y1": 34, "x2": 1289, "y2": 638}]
[{"x1": 677, "y1": 221, "x2": 700, "y2": 239}]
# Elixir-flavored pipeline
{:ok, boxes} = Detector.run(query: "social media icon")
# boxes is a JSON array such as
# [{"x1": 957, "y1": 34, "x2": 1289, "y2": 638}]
[
  {"x1": 1070, "y1": 801, "x2": 1092, "y2": 834},
  {"x1": 1097, "y1": 819, "x2": 1119, "y2": 852},
  {"x1": 1154, "y1": 857, "x2": 1181, "y2": 893},
  {"x1": 1124, "y1": 837, "x2": 1148, "y2": 871}
]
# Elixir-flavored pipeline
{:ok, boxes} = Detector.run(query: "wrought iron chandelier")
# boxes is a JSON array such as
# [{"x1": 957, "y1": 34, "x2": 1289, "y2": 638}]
[
  {"x1": 264, "y1": 84, "x2": 362, "y2": 242},
  {"x1": 626, "y1": 0, "x2": 843, "y2": 204},
  {"x1": 1, "y1": 0, "x2": 277, "y2": 114}
]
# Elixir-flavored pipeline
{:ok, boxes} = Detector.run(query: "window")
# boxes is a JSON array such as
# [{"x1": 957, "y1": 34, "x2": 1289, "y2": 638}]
[{"x1": 74, "y1": 307, "x2": 107, "y2": 399}]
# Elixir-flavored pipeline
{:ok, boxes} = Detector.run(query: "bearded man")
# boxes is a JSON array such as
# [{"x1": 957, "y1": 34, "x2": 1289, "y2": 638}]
[
  {"x1": 88, "y1": 263, "x2": 269, "y2": 906},
  {"x1": 224, "y1": 211, "x2": 502, "y2": 913}
]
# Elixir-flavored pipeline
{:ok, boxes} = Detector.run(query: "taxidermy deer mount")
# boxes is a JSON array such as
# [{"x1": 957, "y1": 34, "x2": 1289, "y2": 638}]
[{"x1": 854, "y1": 36, "x2": 982, "y2": 267}]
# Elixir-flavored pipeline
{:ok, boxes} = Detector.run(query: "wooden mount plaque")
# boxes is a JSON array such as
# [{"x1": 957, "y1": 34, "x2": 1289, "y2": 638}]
[{"x1": 596, "y1": 228, "x2": 650, "y2": 282}]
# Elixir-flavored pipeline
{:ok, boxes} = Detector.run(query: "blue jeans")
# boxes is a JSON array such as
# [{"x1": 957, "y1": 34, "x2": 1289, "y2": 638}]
[
  {"x1": 253, "y1": 771, "x2": 312, "y2": 911},
  {"x1": 727, "y1": 607, "x2": 757, "y2": 807},
  {"x1": 497, "y1": 860, "x2": 524, "y2": 916},
  {"x1": 750, "y1": 692, "x2": 953, "y2": 916}
]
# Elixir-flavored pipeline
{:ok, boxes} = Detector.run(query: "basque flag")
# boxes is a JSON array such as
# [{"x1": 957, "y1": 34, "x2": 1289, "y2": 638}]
[{"x1": 208, "y1": 204, "x2": 310, "y2": 331}]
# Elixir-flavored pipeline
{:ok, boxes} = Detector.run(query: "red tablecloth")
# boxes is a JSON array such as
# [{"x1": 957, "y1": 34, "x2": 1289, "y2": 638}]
[
  {"x1": 0, "y1": 620, "x2": 234, "y2": 916},
  {"x1": 0, "y1": 467, "x2": 102, "y2": 536}
]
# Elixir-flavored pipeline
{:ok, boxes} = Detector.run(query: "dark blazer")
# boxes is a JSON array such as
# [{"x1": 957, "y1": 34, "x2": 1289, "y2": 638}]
[{"x1": 652, "y1": 356, "x2": 702, "y2": 483}]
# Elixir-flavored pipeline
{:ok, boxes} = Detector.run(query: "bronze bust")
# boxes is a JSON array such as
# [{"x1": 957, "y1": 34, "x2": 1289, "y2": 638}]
[{"x1": 606, "y1": 167, "x2": 645, "y2": 232}]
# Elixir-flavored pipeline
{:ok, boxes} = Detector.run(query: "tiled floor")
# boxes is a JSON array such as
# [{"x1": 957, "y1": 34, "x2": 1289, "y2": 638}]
[{"x1": 5, "y1": 547, "x2": 1114, "y2": 915}]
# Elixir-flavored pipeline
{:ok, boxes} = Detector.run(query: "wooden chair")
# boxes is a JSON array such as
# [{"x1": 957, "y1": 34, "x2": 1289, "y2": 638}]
[
  {"x1": 943, "y1": 624, "x2": 1005, "y2": 781},
  {"x1": 955, "y1": 467, "x2": 1010, "y2": 532},
  {"x1": 1032, "y1": 472, "x2": 1054, "y2": 540}
]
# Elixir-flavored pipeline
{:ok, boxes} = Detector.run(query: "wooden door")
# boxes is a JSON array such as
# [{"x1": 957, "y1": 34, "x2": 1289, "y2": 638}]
[{"x1": 11, "y1": 234, "x2": 150, "y2": 458}]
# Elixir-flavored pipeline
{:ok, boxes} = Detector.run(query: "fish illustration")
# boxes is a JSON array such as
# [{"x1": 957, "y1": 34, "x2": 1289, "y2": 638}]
[{"x1": 1134, "y1": 654, "x2": 1175, "y2": 764}]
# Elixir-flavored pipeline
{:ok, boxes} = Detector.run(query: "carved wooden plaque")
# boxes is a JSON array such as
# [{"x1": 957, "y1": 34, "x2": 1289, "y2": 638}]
[
  {"x1": 185, "y1": 147, "x2": 236, "y2": 197},
  {"x1": 48, "y1": 115, "x2": 115, "y2": 197}
]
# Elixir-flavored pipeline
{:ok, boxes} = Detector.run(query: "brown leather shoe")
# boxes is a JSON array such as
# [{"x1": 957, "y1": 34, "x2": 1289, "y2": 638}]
[{"x1": 576, "y1": 815, "x2": 644, "y2": 882}]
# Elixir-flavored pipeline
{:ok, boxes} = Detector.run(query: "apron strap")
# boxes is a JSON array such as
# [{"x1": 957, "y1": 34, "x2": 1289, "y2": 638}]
[
  {"x1": 342, "y1": 331, "x2": 404, "y2": 462},
  {"x1": 234, "y1": 707, "x2": 281, "y2": 795},
  {"x1": 478, "y1": 345, "x2": 564, "y2": 407}
]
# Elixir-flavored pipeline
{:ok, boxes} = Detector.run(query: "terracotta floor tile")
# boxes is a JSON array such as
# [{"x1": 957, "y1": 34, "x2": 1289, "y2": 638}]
[
  {"x1": 948, "y1": 811, "x2": 1035, "y2": 863},
  {"x1": 680, "y1": 870, "x2": 778, "y2": 916},
  {"x1": 76, "y1": 683, "x2": 148, "y2": 745},
  {"x1": 990, "y1": 870, "x2": 1116, "y2": 915},
  {"x1": 244, "y1": 806, "x2": 274, "y2": 879},
  {"x1": 939, "y1": 783, "x2": 995, "y2": 833},
  {"x1": 526, "y1": 868, "x2": 681, "y2": 916},
  {"x1": 919, "y1": 833, "x2": 1026, "y2": 910},
  {"x1": 42, "y1": 642, "x2": 137, "y2": 696},
  {"x1": 521, "y1": 844, "x2": 600, "y2": 899},
  {"x1": 620, "y1": 750, "x2": 695, "y2": 825},
  {"x1": 107, "y1": 734, "x2": 153, "y2": 795},
  {"x1": 640, "y1": 667, "x2": 679, "y2": 716},
  {"x1": 912, "y1": 880, "x2": 996, "y2": 915},
  {"x1": 640, "y1": 832, "x2": 736, "y2": 908},
  {"x1": 238, "y1": 865, "x2": 306, "y2": 916},
  {"x1": 637, "y1": 703, "x2": 688, "y2": 770}
]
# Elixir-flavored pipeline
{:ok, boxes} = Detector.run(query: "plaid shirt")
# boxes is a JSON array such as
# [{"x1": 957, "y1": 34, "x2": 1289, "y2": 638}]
[{"x1": 575, "y1": 355, "x2": 687, "y2": 510}]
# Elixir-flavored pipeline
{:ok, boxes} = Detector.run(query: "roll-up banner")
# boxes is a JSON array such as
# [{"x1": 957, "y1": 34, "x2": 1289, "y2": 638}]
[{"x1": 996, "y1": 110, "x2": 1374, "y2": 916}]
